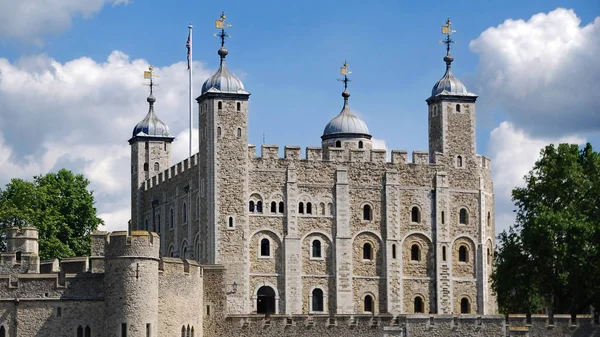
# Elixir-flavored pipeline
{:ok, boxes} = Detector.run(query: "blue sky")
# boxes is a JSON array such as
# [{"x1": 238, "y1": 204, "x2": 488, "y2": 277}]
[{"x1": 0, "y1": 0, "x2": 598, "y2": 233}]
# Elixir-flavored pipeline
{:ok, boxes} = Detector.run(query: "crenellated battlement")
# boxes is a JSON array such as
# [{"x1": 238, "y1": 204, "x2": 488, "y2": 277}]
[
  {"x1": 159, "y1": 257, "x2": 202, "y2": 276},
  {"x1": 104, "y1": 230, "x2": 160, "y2": 259},
  {"x1": 142, "y1": 153, "x2": 199, "y2": 191}
]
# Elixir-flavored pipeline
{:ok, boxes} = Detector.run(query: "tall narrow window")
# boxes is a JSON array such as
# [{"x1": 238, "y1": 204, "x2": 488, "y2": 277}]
[
  {"x1": 312, "y1": 288, "x2": 324, "y2": 312},
  {"x1": 157, "y1": 214, "x2": 161, "y2": 233},
  {"x1": 298, "y1": 202, "x2": 304, "y2": 214},
  {"x1": 146, "y1": 324, "x2": 151, "y2": 337},
  {"x1": 459, "y1": 245, "x2": 468, "y2": 262},
  {"x1": 85, "y1": 326, "x2": 91, "y2": 337},
  {"x1": 456, "y1": 104, "x2": 461, "y2": 112},
  {"x1": 154, "y1": 162, "x2": 159, "y2": 172},
  {"x1": 228, "y1": 217, "x2": 234, "y2": 228},
  {"x1": 441, "y1": 211, "x2": 445, "y2": 224},
  {"x1": 459, "y1": 208, "x2": 468, "y2": 225},
  {"x1": 164, "y1": 143, "x2": 167, "y2": 151},
  {"x1": 181, "y1": 326, "x2": 185, "y2": 337},
  {"x1": 77, "y1": 326, "x2": 83, "y2": 337},
  {"x1": 312, "y1": 240, "x2": 322, "y2": 258},
  {"x1": 217, "y1": 127, "x2": 222, "y2": 137},
  {"x1": 336, "y1": 140, "x2": 341, "y2": 147},
  {"x1": 363, "y1": 204, "x2": 372, "y2": 221},
  {"x1": 460, "y1": 298, "x2": 470, "y2": 314},
  {"x1": 411, "y1": 207, "x2": 420, "y2": 223},
  {"x1": 15, "y1": 251, "x2": 21, "y2": 263},
  {"x1": 249, "y1": 200, "x2": 255, "y2": 213},
  {"x1": 414, "y1": 296, "x2": 424, "y2": 313},
  {"x1": 183, "y1": 203, "x2": 187, "y2": 223},
  {"x1": 144, "y1": 163, "x2": 149, "y2": 171},
  {"x1": 191, "y1": 327, "x2": 194, "y2": 337},
  {"x1": 306, "y1": 202, "x2": 312, "y2": 214},
  {"x1": 256, "y1": 201, "x2": 263, "y2": 213},
  {"x1": 270, "y1": 201, "x2": 276, "y2": 213},
  {"x1": 260, "y1": 238, "x2": 270, "y2": 257},
  {"x1": 237, "y1": 102, "x2": 241, "y2": 111},
  {"x1": 328, "y1": 203, "x2": 333, "y2": 215},
  {"x1": 145, "y1": 142, "x2": 149, "y2": 150},
  {"x1": 364, "y1": 295, "x2": 373, "y2": 313},
  {"x1": 392, "y1": 244, "x2": 397, "y2": 259},
  {"x1": 320, "y1": 202, "x2": 325, "y2": 215},
  {"x1": 237, "y1": 128, "x2": 242, "y2": 138},
  {"x1": 278, "y1": 201, "x2": 284, "y2": 213},
  {"x1": 170, "y1": 209, "x2": 174, "y2": 229},
  {"x1": 363, "y1": 243, "x2": 372, "y2": 260},
  {"x1": 218, "y1": 101, "x2": 222, "y2": 110},
  {"x1": 358, "y1": 141, "x2": 363, "y2": 148},
  {"x1": 122, "y1": 323, "x2": 127, "y2": 337},
  {"x1": 0, "y1": 326, "x2": 5, "y2": 337},
  {"x1": 442, "y1": 246, "x2": 447, "y2": 261},
  {"x1": 187, "y1": 325, "x2": 191, "y2": 337},
  {"x1": 487, "y1": 247, "x2": 491, "y2": 265},
  {"x1": 144, "y1": 220, "x2": 148, "y2": 231},
  {"x1": 457, "y1": 155, "x2": 463, "y2": 167},
  {"x1": 411, "y1": 244, "x2": 420, "y2": 261},
  {"x1": 487, "y1": 212, "x2": 491, "y2": 227}
]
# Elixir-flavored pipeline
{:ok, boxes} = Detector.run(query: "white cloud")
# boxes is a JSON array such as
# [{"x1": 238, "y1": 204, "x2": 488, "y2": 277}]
[
  {"x1": 488, "y1": 121, "x2": 585, "y2": 234},
  {"x1": 0, "y1": 51, "x2": 213, "y2": 232},
  {"x1": 0, "y1": 0, "x2": 129, "y2": 43},
  {"x1": 470, "y1": 8, "x2": 600, "y2": 136}
]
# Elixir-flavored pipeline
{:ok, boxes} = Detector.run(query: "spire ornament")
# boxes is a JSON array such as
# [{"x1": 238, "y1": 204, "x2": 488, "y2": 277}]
[
  {"x1": 143, "y1": 66, "x2": 159, "y2": 96},
  {"x1": 338, "y1": 61, "x2": 352, "y2": 91},
  {"x1": 440, "y1": 18, "x2": 456, "y2": 56},
  {"x1": 214, "y1": 12, "x2": 232, "y2": 48}
]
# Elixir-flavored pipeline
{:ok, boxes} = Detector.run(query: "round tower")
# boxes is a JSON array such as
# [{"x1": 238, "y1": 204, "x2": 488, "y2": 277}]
[
  {"x1": 104, "y1": 231, "x2": 160, "y2": 337},
  {"x1": 6, "y1": 226, "x2": 39, "y2": 254}
]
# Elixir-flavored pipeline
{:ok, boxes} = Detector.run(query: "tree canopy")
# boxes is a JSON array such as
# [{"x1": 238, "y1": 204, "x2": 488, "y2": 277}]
[
  {"x1": 0, "y1": 169, "x2": 104, "y2": 260},
  {"x1": 493, "y1": 143, "x2": 600, "y2": 315}
]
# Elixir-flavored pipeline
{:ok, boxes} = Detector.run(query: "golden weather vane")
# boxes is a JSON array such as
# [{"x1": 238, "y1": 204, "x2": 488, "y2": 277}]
[
  {"x1": 214, "y1": 12, "x2": 232, "y2": 47},
  {"x1": 440, "y1": 18, "x2": 456, "y2": 55},
  {"x1": 143, "y1": 66, "x2": 159, "y2": 95},
  {"x1": 337, "y1": 61, "x2": 352, "y2": 90}
]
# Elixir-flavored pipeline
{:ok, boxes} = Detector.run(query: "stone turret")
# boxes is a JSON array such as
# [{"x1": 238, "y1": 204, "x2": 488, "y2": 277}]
[
  {"x1": 104, "y1": 230, "x2": 160, "y2": 337},
  {"x1": 2, "y1": 226, "x2": 40, "y2": 274}
]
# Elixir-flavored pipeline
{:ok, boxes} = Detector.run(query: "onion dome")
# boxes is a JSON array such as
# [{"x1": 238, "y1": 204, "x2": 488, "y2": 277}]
[
  {"x1": 322, "y1": 90, "x2": 371, "y2": 140},
  {"x1": 131, "y1": 94, "x2": 172, "y2": 138},
  {"x1": 430, "y1": 54, "x2": 476, "y2": 98},
  {"x1": 201, "y1": 47, "x2": 248, "y2": 95}
]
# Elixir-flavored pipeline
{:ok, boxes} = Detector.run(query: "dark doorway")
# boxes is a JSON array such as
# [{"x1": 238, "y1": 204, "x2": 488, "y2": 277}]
[{"x1": 257, "y1": 286, "x2": 276, "y2": 314}]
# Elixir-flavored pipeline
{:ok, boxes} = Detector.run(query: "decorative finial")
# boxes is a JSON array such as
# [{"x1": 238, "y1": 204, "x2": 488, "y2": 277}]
[
  {"x1": 440, "y1": 18, "x2": 456, "y2": 64},
  {"x1": 214, "y1": 11, "x2": 232, "y2": 51},
  {"x1": 143, "y1": 66, "x2": 159, "y2": 99},
  {"x1": 337, "y1": 61, "x2": 352, "y2": 101}
]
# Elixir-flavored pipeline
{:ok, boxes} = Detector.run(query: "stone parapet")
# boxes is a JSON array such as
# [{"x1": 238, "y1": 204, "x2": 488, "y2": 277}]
[{"x1": 141, "y1": 153, "x2": 199, "y2": 191}]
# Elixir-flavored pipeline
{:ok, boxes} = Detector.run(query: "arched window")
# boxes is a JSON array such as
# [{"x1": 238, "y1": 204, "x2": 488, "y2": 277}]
[
  {"x1": 260, "y1": 238, "x2": 270, "y2": 257},
  {"x1": 414, "y1": 296, "x2": 424, "y2": 313},
  {"x1": 457, "y1": 155, "x2": 463, "y2": 167},
  {"x1": 154, "y1": 162, "x2": 159, "y2": 172},
  {"x1": 318, "y1": 202, "x2": 324, "y2": 215},
  {"x1": 456, "y1": 104, "x2": 461, "y2": 112},
  {"x1": 77, "y1": 326, "x2": 83, "y2": 337},
  {"x1": 0, "y1": 326, "x2": 5, "y2": 337},
  {"x1": 328, "y1": 203, "x2": 333, "y2": 215},
  {"x1": 411, "y1": 244, "x2": 420, "y2": 261},
  {"x1": 15, "y1": 251, "x2": 22, "y2": 263},
  {"x1": 187, "y1": 325, "x2": 191, "y2": 337},
  {"x1": 298, "y1": 202, "x2": 304, "y2": 214},
  {"x1": 181, "y1": 326, "x2": 185, "y2": 337},
  {"x1": 364, "y1": 295, "x2": 373, "y2": 313},
  {"x1": 217, "y1": 101, "x2": 222, "y2": 110},
  {"x1": 85, "y1": 326, "x2": 91, "y2": 337},
  {"x1": 459, "y1": 208, "x2": 468, "y2": 225},
  {"x1": 256, "y1": 201, "x2": 263, "y2": 213},
  {"x1": 183, "y1": 203, "x2": 187, "y2": 223},
  {"x1": 363, "y1": 243, "x2": 372, "y2": 260},
  {"x1": 392, "y1": 244, "x2": 397, "y2": 259},
  {"x1": 459, "y1": 245, "x2": 468, "y2": 262},
  {"x1": 228, "y1": 217, "x2": 234, "y2": 228},
  {"x1": 336, "y1": 140, "x2": 341, "y2": 147},
  {"x1": 487, "y1": 247, "x2": 491, "y2": 265},
  {"x1": 306, "y1": 202, "x2": 312, "y2": 214},
  {"x1": 170, "y1": 208, "x2": 174, "y2": 229},
  {"x1": 237, "y1": 128, "x2": 242, "y2": 138},
  {"x1": 278, "y1": 201, "x2": 285, "y2": 213},
  {"x1": 217, "y1": 127, "x2": 222, "y2": 137},
  {"x1": 249, "y1": 200, "x2": 255, "y2": 213},
  {"x1": 312, "y1": 288, "x2": 324, "y2": 312},
  {"x1": 191, "y1": 327, "x2": 195, "y2": 337},
  {"x1": 411, "y1": 206, "x2": 420, "y2": 223},
  {"x1": 363, "y1": 204, "x2": 372, "y2": 221},
  {"x1": 442, "y1": 246, "x2": 447, "y2": 261},
  {"x1": 270, "y1": 201, "x2": 276, "y2": 213},
  {"x1": 144, "y1": 162, "x2": 149, "y2": 171},
  {"x1": 237, "y1": 102, "x2": 241, "y2": 111},
  {"x1": 358, "y1": 140, "x2": 363, "y2": 149},
  {"x1": 460, "y1": 297, "x2": 470, "y2": 314},
  {"x1": 312, "y1": 240, "x2": 322, "y2": 258}
]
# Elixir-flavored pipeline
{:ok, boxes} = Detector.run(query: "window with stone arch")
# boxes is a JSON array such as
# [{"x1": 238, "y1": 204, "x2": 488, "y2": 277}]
[
  {"x1": 456, "y1": 155, "x2": 463, "y2": 167},
  {"x1": 487, "y1": 247, "x2": 491, "y2": 265},
  {"x1": 183, "y1": 202, "x2": 187, "y2": 223},
  {"x1": 358, "y1": 140, "x2": 363, "y2": 149},
  {"x1": 278, "y1": 201, "x2": 285, "y2": 213},
  {"x1": 459, "y1": 208, "x2": 468, "y2": 225},
  {"x1": 298, "y1": 202, "x2": 304, "y2": 214},
  {"x1": 170, "y1": 208, "x2": 174, "y2": 229},
  {"x1": 154, "y1": 162, "x2": 159, "y2": 172},
  {"x1": 249, "y1": 200, "x2": 255, "y2": 213},
  {"x1": 319, "y1": 202, "x2": 325, "y2": 215},
  {"x1": 228, "y1": 216, "x2": 234, "y2": 228},
  {"x1": 217, "y1": 101, "x2": 222, "y2": 110},
  {"x1": 256, "y1": 201, "x2": 263, "y2": 213},
  {"x1": 411, "y1": 206, "x2": 421, "y2": 223},
  {"x1": 270, "y1": 201, "x2": 276, "y2": 213},
  {"x1": 363, "y1": 242, "x2": 373, "y2": 260},
  {"x1": 413, "y1": 296, "x2": 424, "y2": 313},
  {"x1": 77, "y1": 326, "x2": 83, "y2": 337},
  {"x1": 336, "y1": 140, "x2": 341, "y2": 147},
  {"x1": 458, "y1": 245, "x2": 468, "y2": 262},
  {"x1": 237, "y1": 102, "x2": 241, "y2": 111},
  {"x1": 306, "y1": 202, "x2": 312, "y2": 214},
  {"x1": 363, "y1": 204, "x2": 372, "y2": 221},
  {"x1": 363, "y1": 294, "x2": 374, "y2": 313},
  {"x1": 460, "y1": 297, "x2": 471, "y2": 314},
  {"x1": 410, "y1": 244, "x2": 421, "y2": 261},
  {"x1": 260, "y1": 238, "x2": 270, "y2": 257},
  {"x1": 456, "y1": 104, "x2": 461, "y2": 113},
  {"x1": 328, "y1": 203, "x2": 334, "y2": 216},
  {"x1": 311, "y1": 288, "x2": 324, "y2": 312},
  {"x1": 311, "y1": 239, "x2": 322, "y2": 258}
]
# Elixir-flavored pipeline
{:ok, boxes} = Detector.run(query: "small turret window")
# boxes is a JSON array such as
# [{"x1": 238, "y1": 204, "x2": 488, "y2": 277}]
[
  {"x1": 218, "y1": 101, "x2": 222, "y2": 110},
  {"x1": 336, "y1": 141, "x2": 341, "y2": 148},
  {"x1": 15, "y1": 251, "x2": 21, "y2": 263},
  {"x1": 217, "y1": 127, "x2": 221, "y2": 137},
  {"x1": 456, "y1": 104, "x2": 461, "y2": 112},
  {"x1": 358, "y1": 141, "x2": 363, "y2": 149},
  {"x1": 237, "y1": 102, "x2": 241, "y2": 111},
  {"x1": 228, "y1": 217, "x2": 234, "y2": 228},
  {"x1": 144, "y1": 163, "x2": 149, "y2": 171},
  {"x1": 154, "y1": 162, "x2": 159, "y2": 172},
  {"x1": 237, "y1": 128, "x2": 242, "y2": 138},
  {"x1": 457, "y1": 155, "x2": 463, "y2": 167},
  {"x1": 279, "y1": 202, "x2": 285, "y2": 213},
  {"x1": 249, "y1": 201, "x2": 255, "y2": 213},
  {"x1": 432, "y1": 106, "x2": 438, "y2": 116},
  {"x1": 306, "y1": 202, "x2": 312, "y2": 214},
  {"x1": 145, "y1": 142, "x2": 149, "y2": 150},
  {"x1": 270, "y1": 201, "x2": 276, "y2": 213},
  {"x1": 299, "y1": 202, "x2": 304, "y2": 214},
  {"x1": 260, "y1": 238, "x2": 270, "y2": 257}
]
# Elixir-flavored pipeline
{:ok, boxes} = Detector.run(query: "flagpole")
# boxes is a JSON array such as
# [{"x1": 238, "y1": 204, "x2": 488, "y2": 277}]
[{"x1": 188, "y1": 24, "x2": 193, "y2": 158}]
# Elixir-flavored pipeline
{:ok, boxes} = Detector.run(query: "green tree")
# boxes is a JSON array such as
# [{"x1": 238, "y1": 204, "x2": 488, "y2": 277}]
[
  {"x1": 492, "y1": 143, "x2": 600, "y2": 315},
  {"x1": 0, "y1": 169, "x2": 104, "y2": 260}
]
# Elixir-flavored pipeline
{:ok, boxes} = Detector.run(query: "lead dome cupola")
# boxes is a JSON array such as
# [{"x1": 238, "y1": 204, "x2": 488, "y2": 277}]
[
  {"x1": 322, "y1": 90, "x2": 371, "y2": 139},
  {"x1": 132, "y1": 94, "x2": 172, "y2": 138}
]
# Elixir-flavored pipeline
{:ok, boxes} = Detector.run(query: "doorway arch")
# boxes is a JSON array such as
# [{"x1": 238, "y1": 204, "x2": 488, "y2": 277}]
[{"x1": 256, "y1": 286, "x2": 276, "y2": 314}]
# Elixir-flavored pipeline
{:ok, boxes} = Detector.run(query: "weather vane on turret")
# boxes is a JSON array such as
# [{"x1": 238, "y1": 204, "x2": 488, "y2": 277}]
[
  {"x1": 337, "y1": 61, "x2": 352, "y2": 91},
  {"x1": 440, "y1": 18, "x2": 456, "y2": 56},
  {"x1": 214, "y1": 12, "x2": 232, "y2": 48},
  {"x1": 143, "y1": 66, "x2": 159, "y2": 95}
]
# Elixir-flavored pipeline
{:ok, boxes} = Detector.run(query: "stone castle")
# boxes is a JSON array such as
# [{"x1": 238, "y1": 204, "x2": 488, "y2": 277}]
[{"x1": 1, "y1": 16, "x2": 599, "y2": 337}]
